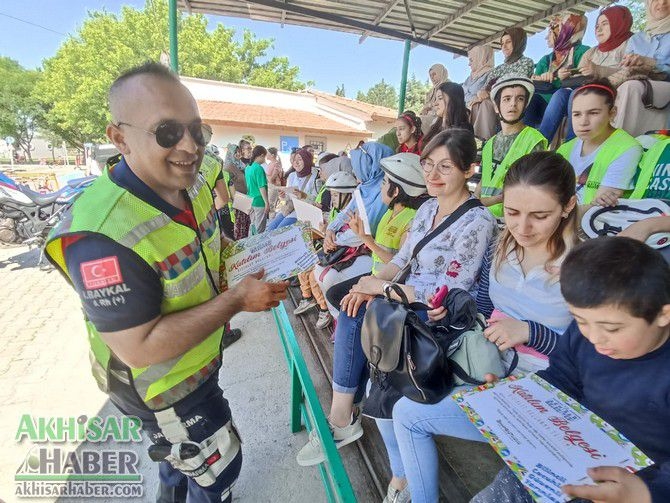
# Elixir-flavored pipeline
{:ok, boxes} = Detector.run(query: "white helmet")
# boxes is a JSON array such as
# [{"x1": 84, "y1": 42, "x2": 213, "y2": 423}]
[
  {"x1": 581, "y1": 199, "x2": 670, "y2": 249},
  {"x1": 491, "y1": 77, "x2": 535, "y2": 104},
  {"x1": 325, "y1": 171, "x2": 358, "y2": 193},
  {"x1": 379, "y1": 153, "x2": 427, "y2": 197}
]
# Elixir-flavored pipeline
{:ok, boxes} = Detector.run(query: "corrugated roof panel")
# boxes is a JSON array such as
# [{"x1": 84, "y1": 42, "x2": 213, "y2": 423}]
[{"x1": 183, "y1": 0, "x2": 611, "y2": 54}]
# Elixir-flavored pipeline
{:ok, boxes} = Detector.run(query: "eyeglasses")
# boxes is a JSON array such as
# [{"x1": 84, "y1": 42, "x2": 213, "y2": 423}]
[
  {"x1": 114, "y1": 120, "x2": 212, "y2": 149},
  {"x1": 420, "y1": 158, "x2": 459, "y2": 175}
]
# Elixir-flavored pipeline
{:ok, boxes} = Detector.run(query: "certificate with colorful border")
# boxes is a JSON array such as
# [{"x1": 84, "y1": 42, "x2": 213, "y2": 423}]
[
  {"x1": 220, "y1": 222, "x2": 317, "y2": 288},
  {"x1": 453, "y1": 374, "x2": 653, "y2": 503}
]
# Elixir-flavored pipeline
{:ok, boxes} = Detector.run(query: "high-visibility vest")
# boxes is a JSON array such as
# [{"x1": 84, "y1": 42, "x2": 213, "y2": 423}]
[
  {"x1": 45, "y1": 161, "x2": 223, "y2": 410},
  {"x1": 371, "y1": 207, "x2": 416, "y2": 275},
  {"x1": 630, "y1": 136, "x2": 670, "y2": 199},
  {"x1": 557, "y1": 129, "x2": 641, "y2": 205},
  {"x1": 201, "y1": 153, "x2": 235, "y2": 223},
  {"x1": 481, "y1": 127, "x2": 547, "y2": 217}
]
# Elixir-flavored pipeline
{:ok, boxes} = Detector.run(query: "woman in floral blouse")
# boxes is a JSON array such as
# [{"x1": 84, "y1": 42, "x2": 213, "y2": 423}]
[{"x1": 295, "y1": 129, "x2": 497, "y2": 503}]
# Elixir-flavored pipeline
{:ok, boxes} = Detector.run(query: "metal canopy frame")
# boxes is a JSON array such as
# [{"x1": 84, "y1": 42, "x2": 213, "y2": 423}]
[{"x1": 167, "y1": 0, "x2": 610, "y2": 113}]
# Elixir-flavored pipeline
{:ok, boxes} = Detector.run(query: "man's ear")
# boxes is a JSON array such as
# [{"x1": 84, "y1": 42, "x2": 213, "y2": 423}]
[
  {"x1": 656, "y1": 304, "x2": 670, "y2": 328},
  {"x1": 106, "y1": 123, "x2": 130, "y2": 155}
]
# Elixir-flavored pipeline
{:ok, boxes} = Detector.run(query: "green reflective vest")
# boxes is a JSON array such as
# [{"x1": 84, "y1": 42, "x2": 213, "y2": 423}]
[
  {"x1": 557, "y1": 129, "x2": 640, "y2": 205},
  {"x1": 631, "y1": 136, "x2": 670, "y2": 199},
  {"x1": 202, "y1": 153, "x2": 235, "y2": 223},
  {"x1": 481, "y1": 127, "x2": 547, "y2": 217},
  {"x1": 371, "y1": 207, "x2": 416, "y2": 275},
  {"x1": 45, "y1": 163, "x2": 223, "y2": 410}
]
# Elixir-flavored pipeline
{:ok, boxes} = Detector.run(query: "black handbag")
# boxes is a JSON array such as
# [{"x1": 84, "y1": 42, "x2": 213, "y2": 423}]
[
  {"x1": 363, "y1": 283, "x2": 456, "y2": 403},
  {"x1": 361, "y1": 199, "x2": 485, "y2": 404}
]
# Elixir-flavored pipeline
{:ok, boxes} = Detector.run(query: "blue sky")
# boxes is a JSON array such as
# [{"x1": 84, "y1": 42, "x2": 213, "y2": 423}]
[{"x1": 0, "y1": 0, "x2": 602, "y2": 96}]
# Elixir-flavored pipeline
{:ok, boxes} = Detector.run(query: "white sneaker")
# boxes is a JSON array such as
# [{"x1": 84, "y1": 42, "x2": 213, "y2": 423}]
[
  {"x1": 382, "y1": 483, "x2": 411, "y2": 503},
  {"x1": 294, "y1": 298, "x2": 317, "y2": 315},
  {"x1": 296, "y1": 411, "x2": 363, "y2": 466},
  {"x1": 315, "y1": 310, "x2": 332, "y2": 329}
]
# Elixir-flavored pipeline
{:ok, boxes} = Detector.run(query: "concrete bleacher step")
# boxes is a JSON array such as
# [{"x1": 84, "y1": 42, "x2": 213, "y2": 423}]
[{"x1": 285, "y1": 286, "x2": 504, "y2": 502}]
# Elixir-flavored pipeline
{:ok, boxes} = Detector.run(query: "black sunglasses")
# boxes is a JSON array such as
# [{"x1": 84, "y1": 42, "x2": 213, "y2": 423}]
[{"x1": 115, "y1": 120, "x2": 213, "y2": 149}]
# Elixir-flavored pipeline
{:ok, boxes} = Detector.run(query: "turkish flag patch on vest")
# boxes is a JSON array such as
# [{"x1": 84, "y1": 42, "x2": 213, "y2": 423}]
[{"x1": 80, "y1": 256, "x2": 124, "y2": 290}]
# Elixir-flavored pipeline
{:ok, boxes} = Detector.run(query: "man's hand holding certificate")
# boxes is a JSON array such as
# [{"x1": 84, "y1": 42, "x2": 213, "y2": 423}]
[
  {"x1": 453, "y1": 374, "x2": 653, "y2": 503},
  {"x1": 220, "y1": 223, "x2": 318, "y2": 288}
]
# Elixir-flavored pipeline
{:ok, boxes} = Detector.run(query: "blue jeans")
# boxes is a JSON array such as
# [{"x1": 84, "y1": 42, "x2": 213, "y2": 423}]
[
  {"x1": 539, "y1": 88, "x2": 575, "y2": 142},
  {"x1": 266, "y1": 213, "x2": 297, "y2": 231},
  {"x1": 332, "y1": 306, "x2": 369, "y2": 403},
  {"x1": 389, "y1": 386, "x2": 485, "y2": 503},
  {"x1": 523, "y1": 94, "x2": 548, "y2": 129}
]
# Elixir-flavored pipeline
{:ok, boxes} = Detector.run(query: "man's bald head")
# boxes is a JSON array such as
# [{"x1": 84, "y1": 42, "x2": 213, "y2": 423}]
[{"x1": 108, "y1": 62, "x2": 185, "y2": 122}]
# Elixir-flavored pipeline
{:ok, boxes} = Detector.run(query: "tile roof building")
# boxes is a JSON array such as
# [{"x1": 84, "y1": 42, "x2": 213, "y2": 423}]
[{"x1": 181, "y1": 77, "x2": 397, "y2": 154}]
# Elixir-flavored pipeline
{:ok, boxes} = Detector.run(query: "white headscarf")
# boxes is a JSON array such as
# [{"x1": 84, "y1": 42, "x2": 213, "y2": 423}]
[{"x1": 646, "y1": 0, "x2": 670, "y2": 36}]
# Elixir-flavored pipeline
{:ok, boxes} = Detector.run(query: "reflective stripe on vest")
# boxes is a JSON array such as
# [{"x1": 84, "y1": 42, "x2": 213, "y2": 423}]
[
  {"x1": 481, "y1": 127, "x2": 547, "y2": 217},
  {"x1": 631, "y1": 136, "x2": 670, "y2": 199},
  {"x1": 44, "y1": 164, "x2": 223, "y2": 410},
  {"x1": 371, "y1": 207, "x2": 416, "y2": 275},
  {"x1": 557, "y1": 129, "x2": 641, "y2": 205},
  {"x1": 315, "y1": 185, "x2": 327, "y2": 204}
]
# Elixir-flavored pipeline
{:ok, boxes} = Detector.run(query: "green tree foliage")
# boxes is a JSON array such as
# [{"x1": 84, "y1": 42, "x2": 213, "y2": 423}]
[
  {"x1": 335, "y1": 84, "x2": 346, "y2": 97},
  {"x1": 0, "y1": 57, "x2": 44, "y2": 162},
  {"x1": 622, "y1": 0, "x2": 646, "y2": 31},
  {"x1": 403, "y1": 74, "x2": 431, "y2": 114},
  {"x1": 34, "y1": 0, "x2": 305, "y2": 146},
  {"x1": 356, "y1": 79, "x2": 398, "y2": 109}
]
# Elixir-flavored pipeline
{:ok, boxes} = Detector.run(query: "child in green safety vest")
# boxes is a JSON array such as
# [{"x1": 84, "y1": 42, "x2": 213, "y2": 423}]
[
  {"x1": 557, "y1": 80, "x2": 642, "y2": 207},
  {"x1": 347, "y1": 152, "x2": 429, "y2": 276},
  {"x1": 475, "y1": 77, "x2": 548, "y2": 218},
  {"x1": 293, "y1": 170, "x2": 358, "y2": 330}
]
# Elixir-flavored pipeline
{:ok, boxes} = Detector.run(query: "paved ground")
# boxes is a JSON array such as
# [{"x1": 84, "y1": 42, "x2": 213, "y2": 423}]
[{"x1": 0, "y1": 244, "x2": 324, "y2": 503}]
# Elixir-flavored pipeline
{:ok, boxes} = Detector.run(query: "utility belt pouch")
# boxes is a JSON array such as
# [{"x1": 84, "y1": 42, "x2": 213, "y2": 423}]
[{"x1": 163, "y1": 421, "x2": 241, "y2": 487}]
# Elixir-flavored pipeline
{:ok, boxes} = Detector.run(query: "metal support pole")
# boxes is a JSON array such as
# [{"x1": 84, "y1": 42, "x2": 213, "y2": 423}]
[
  {"x1": 398, "y1": 39, "x2": 411, "y2": 114},
  {"x1": 169, "y1": 0, "x2": 179, "y2": 72}
]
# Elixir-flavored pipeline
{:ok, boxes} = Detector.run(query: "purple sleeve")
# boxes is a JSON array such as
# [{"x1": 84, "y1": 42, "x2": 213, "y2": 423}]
[{"x1": 64, "y1": 235, "x2": 163, "y2": 332}]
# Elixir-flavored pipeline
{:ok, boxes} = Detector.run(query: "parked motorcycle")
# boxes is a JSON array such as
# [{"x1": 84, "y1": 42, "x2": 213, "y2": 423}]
[{"x1": 0, "y1": 172, "x2": 96, "y2": 262}]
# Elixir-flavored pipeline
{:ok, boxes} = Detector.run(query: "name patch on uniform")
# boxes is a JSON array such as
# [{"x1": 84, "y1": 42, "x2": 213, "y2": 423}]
[{"x1": 80, "y1": 256, "x2": 124, "y2": 290}]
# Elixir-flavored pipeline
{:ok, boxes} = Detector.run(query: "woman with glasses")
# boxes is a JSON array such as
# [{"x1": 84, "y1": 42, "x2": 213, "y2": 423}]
[{"x1": 295, "y1": 131, "x2": 496, "y2": 498}]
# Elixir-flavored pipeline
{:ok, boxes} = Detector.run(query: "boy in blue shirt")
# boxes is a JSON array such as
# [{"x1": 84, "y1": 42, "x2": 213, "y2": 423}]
[{"x1": 474, "y1": 237, "x2": 670, "y2": 503}]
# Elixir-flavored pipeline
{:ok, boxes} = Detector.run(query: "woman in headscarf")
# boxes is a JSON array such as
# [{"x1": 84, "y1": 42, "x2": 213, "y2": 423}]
[
  {"x1": 525, "y1": 14, "x2": 589, "y2": 129},
  {"x1": 614, "y1": 0, "x2": 670, "y2": 136},
  {"x1": 538, "y1": 5, "x2": 634, "y2": 142},
  {"x1": 266, "y1": 148, "x2": 321, "y2": 231},
  {"x1": 223, "y1": 143, "x2": 252, "y2": 240},
  {"x1": 482, "y1": 28, "x2": 535, "y2": 90},
  {"x1": 420, "y1": 64, "x2": 450, "y2": 134},
  {"x1": 313, "y1": 142, "x2": 394, "y2": 315},
  {"x1": 462, "y1": 45, "x2": 497, "y2": 139}
]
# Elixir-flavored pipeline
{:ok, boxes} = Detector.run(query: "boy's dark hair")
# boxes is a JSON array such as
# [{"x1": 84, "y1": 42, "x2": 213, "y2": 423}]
[
  {"x1": 420, "y1": 128, "x2": 477, "y2": 172},
  {"x1": 561, "y1": 237, "x2": 670, "y2": 323},
  {"x1": 385, "y1": 180, "x2": 429, "y2": 210},
  {"x1": 251, "y1": 145, "x2": 267, "y2": 160},
  {"x1": 109, "y1": 61, "x2": 180, "y2": 103},
  {"x1": 268, "y1": 147, "x2": 278, "y2": 155},
  {"x1": 572, "y1": 78, "x2": 617, "y2": 109}
]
